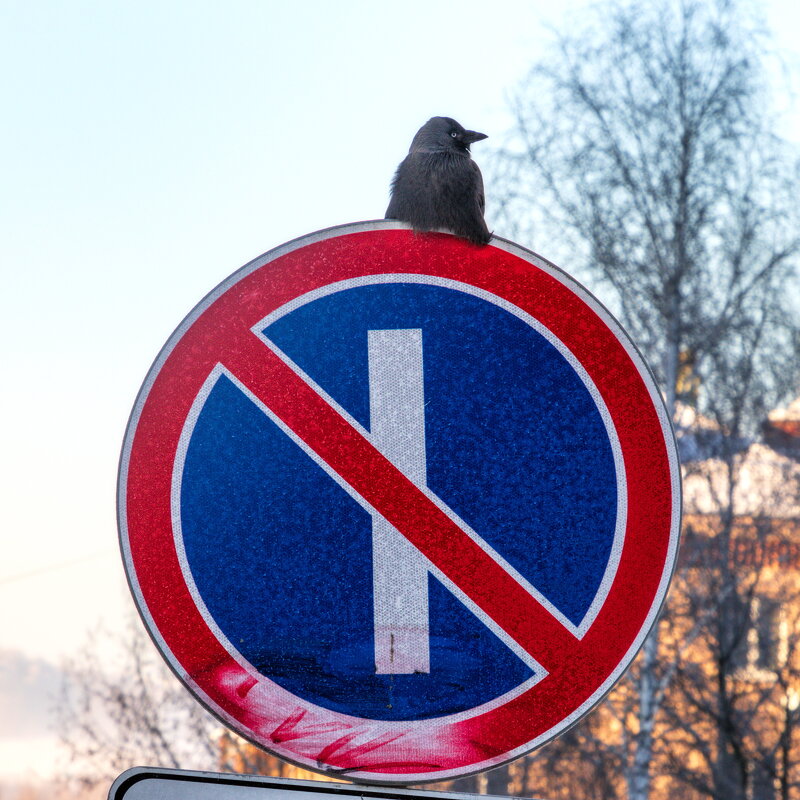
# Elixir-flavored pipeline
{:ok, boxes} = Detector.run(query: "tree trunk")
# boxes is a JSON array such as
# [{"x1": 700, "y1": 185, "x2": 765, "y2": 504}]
[{"x1": 627, "y1": 631, "x2": 658, "y2": 800}]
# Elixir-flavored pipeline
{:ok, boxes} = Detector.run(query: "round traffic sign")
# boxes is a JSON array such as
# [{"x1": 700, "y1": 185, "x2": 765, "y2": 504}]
[{"x1": 119, "y1": 221, "x2": 680, "y2": 784}]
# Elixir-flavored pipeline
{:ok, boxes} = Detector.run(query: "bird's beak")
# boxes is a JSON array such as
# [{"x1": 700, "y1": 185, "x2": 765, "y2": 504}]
[{"x1": 463, "y1": 130, "x2": 488, "y2": 144}]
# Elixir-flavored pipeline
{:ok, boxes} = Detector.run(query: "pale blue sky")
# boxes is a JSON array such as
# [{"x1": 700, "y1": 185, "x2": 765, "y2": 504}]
[
  {"x1": 0, "y1": 0, "x2": 586, "y2": 665},
  {"x1": 0, "y1": 0, "x2": 798, "y2": 779}
]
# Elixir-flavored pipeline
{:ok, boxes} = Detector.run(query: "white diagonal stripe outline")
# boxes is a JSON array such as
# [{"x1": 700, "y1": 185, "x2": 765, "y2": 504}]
[
  {"x1": 242, "y1": 332, "x2": 581, "y2": 647},
  {"x1": 250, "y1": 273, "x2": 627, "y2": 640}
]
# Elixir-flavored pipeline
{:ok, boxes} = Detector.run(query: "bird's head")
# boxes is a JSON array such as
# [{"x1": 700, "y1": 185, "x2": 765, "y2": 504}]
[{"x1": 409, "y1": 116, "x2": 488, "y2": 155}]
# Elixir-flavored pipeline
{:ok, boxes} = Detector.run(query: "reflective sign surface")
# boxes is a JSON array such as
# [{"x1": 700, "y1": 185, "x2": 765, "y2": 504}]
[{"x1": 119, "y1": 221, "x2": 680, "y2": 783}]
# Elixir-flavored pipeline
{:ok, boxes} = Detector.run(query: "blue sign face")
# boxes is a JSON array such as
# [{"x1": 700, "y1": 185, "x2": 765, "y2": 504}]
[{"x1": 177, "y1": 279, "x2": 618, "y2": 722}]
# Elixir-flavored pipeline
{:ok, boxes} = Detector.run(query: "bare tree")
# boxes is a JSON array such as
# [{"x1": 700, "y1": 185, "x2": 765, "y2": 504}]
[
  {"x1": 489, "y1": 0, "x2": 800, "y2": 798},
  {"x1": 495, "y1": 0, "x2": 798, "y2": 414},
  {"x1": 662, "y1": 510, "x2": 800, "y2": 800},
  {"x1": 55, "y1": 612, "x2": 266, "y2": 793},
  {"x1": 663, "y1": 368, "x2": 800, "y2": 800}
]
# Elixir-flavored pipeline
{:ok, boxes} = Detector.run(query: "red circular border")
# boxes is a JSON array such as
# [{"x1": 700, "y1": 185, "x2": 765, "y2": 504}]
[{"x1": 119, "y1": 222, "x2": 680, "y2": 783}]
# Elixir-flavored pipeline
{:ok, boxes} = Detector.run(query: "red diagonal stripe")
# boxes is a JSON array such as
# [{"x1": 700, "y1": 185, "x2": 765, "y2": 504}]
[{"x1": 222, "y1": 331, "x2": 580, "y2": 672}]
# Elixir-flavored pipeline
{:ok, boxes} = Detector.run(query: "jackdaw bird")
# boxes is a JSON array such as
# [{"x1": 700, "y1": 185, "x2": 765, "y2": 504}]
[{"x1": 385, "y1": 116, "x2": 491, "y2": 245}]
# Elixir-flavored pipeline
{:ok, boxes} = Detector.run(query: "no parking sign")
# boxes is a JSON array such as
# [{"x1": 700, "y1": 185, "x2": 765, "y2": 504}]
[{"x1": 118, "y1": 221, "x2": 680, "y2": 783}]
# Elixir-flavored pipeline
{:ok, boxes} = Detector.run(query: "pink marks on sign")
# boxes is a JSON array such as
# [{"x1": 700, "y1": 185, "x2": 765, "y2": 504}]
[{"x1": 203, "y1": 659, "x2": 491, "y2": 775}]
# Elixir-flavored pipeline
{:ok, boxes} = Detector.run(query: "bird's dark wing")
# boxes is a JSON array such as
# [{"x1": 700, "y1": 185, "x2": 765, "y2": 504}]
[
  {"x1": 385, "y1": 156, "x2": 412, "y2": 219},
  {"x1": 471, "y1": 160, "x2": 486, "y2": 215},
  {"x1": 386, "y1": 155, "x2": 436, "y2": 222}
]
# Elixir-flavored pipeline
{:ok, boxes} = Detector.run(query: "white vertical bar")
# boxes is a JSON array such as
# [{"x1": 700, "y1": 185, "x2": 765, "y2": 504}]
[{"x1": 368, "y1": 328, "x2": 430, "y2": 674}]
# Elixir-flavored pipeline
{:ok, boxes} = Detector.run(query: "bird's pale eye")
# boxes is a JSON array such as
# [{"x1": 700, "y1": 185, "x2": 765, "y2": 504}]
[{"x1": 450, "y1": 131, "x2": 458, "y2": 138}]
